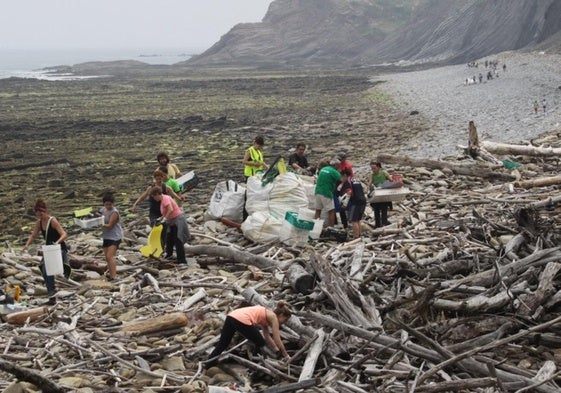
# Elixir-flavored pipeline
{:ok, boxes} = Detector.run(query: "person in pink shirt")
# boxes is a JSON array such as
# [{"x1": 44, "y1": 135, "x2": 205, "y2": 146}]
[
  {"x1": 206, "y1": 302, "x2": 292, "y2": 367},
  {"x1": 150, "y1": 186, "x2": 190, "y2": 264}
]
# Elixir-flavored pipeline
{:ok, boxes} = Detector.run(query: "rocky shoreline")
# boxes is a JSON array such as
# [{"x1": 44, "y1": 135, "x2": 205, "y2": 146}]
[
  {"x1": 2, "y1": 53, "x2": 561, "y2": 391},
  {"x1": 376, "y1": 51, "x2": 561, "y2": 158}
]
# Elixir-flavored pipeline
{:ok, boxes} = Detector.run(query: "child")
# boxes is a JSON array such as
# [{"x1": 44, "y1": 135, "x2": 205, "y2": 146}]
[{"x1": 340, "y1": 169, "x2": 366, "y2": 238}]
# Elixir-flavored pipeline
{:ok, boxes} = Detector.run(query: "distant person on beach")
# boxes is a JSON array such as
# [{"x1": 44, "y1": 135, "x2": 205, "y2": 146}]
[
  {"x1": 22, "y1": 198, "x2": 71, "y2": 305},
  {"x1": 100, "y1": 192, "x2": 123, "y2": 281},
  {"x1": 288, "y1": 143, "x2": 315, "y2": 175},
  {"x1": 478, "y1": 73, "x2": 483, "y2": 83},
  {"x1": 542, "y1": 99, "x2": 547, "y2": 114},
  {"x1": 534, "y1": 100, "x2": 540, "y2": 115},
  {"x1": 156, "y1": 152, "x2": 181, "y2": 179},
  {"x1": 243, "y1": 135, "x2": 268, "y2": 181},
  {"x1": 503, "y1": 63, "x2": 507, "y2": 72}
]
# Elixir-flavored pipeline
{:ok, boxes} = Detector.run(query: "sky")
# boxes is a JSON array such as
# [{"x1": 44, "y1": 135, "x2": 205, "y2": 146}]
[{"x1": 0, "y1": 0, "x2": 274, "y2": 52}]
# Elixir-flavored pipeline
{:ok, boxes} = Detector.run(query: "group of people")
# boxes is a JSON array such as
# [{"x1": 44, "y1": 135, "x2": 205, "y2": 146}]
[
  {"x1": 23, "y1": 192, "x2": 123, "y2": 304},
  {"x1": 464, "y1": 60, "x2": 506, "y2": 85},
  {"x1": 22, "y1": 137, "x2": 398, "y2": 368},
  {"x1": 243, "y1": 135, "x2": 397, "y2": 239},
  {"x1": 22, "y1": 152, "x2": 190, "y2": 304}
]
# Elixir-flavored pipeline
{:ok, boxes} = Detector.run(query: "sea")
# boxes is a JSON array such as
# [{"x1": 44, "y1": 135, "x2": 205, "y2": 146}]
[{"x1": 0, "y1": 47, "x2": 198, "y2": 80}]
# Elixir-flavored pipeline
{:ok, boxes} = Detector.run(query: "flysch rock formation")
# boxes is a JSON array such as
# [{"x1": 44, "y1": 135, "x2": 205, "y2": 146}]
[{"x1": 187, "y1": 0, "x2": 561, "y2": 69}]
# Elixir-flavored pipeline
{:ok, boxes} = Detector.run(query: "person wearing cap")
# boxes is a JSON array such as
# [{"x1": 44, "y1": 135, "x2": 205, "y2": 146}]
[
  {"x1": 337, "y1": 151, "x2": 354, "y2": 176},
  {"x1": 156, "y1": 152, "x2": 182, "y2": 179},
  {"x1": 314, "y1": 157, "x2": 342, "y2": 226},
  {"x1": 243, "y1": 135, "x2": 269, "y2": 181}
]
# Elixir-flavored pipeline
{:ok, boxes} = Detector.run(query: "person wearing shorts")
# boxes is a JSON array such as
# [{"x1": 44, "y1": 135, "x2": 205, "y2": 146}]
[
  {"x1": 100, "y1": 192, "x2": 123, "y2": 281},
  {"x1": 340, "y1": 168, "x2": 367, "y2": 238},
  {"x1": 314, "y1": 157, "x2": 342, "y2": 226}
]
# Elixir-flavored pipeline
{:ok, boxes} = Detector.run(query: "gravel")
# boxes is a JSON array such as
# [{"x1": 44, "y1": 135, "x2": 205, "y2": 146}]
[{"x1": 375, "y1": 51, "x2": 561, "y2": 158}]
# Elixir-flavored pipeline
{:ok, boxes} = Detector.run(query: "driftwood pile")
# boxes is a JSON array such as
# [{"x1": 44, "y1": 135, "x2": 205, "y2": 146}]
[{"x1": 2, "y1": 126, "x2": 561, "y2": 392}]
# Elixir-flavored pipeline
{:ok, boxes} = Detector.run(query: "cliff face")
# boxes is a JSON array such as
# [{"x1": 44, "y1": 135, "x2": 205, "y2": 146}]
[{"x1": 187, "y1": 0, "x2": 561, "y2": 69}]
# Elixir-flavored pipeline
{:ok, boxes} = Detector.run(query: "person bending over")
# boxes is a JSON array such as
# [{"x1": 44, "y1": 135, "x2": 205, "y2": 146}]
[{"x1": 207, "y1": 302, "x2": 292, "y2": 367}]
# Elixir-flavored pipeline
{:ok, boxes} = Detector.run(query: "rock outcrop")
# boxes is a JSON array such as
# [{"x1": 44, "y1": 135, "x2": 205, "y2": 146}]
[{"x1": 186, "y1": 0, "x2": 561, "y2": 69}]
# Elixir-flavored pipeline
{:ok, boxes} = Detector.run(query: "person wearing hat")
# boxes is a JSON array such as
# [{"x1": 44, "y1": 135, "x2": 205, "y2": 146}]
[
  {"x1": 337, "y1": 151, "x2": 354, "y2": 176},
  {"x1": 314, "y1": 157, "x2": 342, "y2": 227}
]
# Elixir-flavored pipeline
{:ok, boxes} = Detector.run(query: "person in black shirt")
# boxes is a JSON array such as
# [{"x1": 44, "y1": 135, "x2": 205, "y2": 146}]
[
  {"x1": 288, "y1": 143, "x2": 315, "y2": 175},
  {"x1": 340, "y1": 169, "x2": 367, "y2": 238}
]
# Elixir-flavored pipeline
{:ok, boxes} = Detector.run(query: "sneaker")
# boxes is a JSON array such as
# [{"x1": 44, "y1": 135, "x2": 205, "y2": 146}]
[{"x1": 43, "y1": 296, "x2": 56, "y2": 306}]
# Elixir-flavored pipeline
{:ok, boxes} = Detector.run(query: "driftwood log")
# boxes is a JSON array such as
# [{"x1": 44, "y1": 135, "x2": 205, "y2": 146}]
[{"x1": 378, "y1": 153, "x2": 515, "y2": 181}]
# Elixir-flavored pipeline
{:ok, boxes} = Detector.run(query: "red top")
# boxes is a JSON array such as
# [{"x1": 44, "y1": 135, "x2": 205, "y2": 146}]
[{"x1": 339, "y1": 160, "x2": 354, "y2": 176}]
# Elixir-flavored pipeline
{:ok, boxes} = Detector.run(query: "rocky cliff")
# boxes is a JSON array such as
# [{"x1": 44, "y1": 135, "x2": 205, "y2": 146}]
[{"x1": 186, "y1": 0, "x2": 561, "y2": 69}]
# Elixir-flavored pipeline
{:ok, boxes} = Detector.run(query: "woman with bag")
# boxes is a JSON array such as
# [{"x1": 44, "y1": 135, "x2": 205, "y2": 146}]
[{"x1": 22, "y1": 198, "x2": 71, "y2": 305}]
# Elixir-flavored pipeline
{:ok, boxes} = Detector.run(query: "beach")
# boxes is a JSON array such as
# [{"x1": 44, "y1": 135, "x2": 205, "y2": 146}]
[{"x1": 375, "y1": 51, "x2": 561, "y2": 158}]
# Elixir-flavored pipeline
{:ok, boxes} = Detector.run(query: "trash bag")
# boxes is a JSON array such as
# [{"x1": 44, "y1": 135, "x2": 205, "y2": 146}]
[{"x1": 207, "y1": 180, "x2": 246, "y2": 223}]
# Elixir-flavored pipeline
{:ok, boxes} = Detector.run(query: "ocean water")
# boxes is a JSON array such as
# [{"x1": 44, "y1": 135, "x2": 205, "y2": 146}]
[{"x1": 0, "y1": 47, "x2": 197, "y2": 80}]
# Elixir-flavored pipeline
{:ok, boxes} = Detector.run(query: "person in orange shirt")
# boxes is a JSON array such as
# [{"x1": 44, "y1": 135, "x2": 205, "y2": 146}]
[{"x1": 206, "y1": 302, "x2": 292, "y2": 367}]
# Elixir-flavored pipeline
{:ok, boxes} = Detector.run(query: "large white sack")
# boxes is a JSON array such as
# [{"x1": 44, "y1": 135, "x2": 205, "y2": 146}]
[
  {"x1": 246, "y1": 172, "x2": 309, "y2": 220},
  {"x1": 241, "y1": 211, "x2": 282, "y2": 243},
  {"x1": 206, "y1": 180, "x2": 245, "y2": 222}
]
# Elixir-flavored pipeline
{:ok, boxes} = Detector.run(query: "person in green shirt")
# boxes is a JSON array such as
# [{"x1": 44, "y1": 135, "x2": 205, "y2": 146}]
[
  {"x1": 158, "y1": 166, "x2": 184, "y2": 205},
  {"x1": 314, "y1": 157, "x2": 343, "y2": 227},
  {"x1": 367, "y1": 161, "x2": 392, "y2": 228}
]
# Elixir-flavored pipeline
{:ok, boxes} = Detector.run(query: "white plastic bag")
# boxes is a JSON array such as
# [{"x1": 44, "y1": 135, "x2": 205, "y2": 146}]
[{"x1": 207, "y1": 180, "x2": 246, "y2": 223}]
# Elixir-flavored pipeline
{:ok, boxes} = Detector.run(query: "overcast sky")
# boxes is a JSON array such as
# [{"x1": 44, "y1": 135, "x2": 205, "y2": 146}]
[{"x1": 0, "y1": 0, "x2": 274, "y2": 51}]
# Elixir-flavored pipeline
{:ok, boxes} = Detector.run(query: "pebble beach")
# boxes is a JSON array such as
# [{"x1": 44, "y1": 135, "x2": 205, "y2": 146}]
[{"x1": 376, "y1": 51, "x2": 561, "y2": 158}]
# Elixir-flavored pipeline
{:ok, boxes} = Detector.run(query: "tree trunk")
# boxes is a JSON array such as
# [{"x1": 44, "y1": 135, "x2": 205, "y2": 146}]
[
  {"x1": 286, "y1": 263, "x2": 315, "y2": 294},
  {"x1": 122, "y1": 312, "x2": 189, "y2": 335},
  {"x1": 378, "y1": 153, "x2": 515, "y2": 181},
  {"x1": 5, "y1": 306, "x2": 49, "y2": 325},
  {"x1": 481, "y1": 140, "x2": 561, "y2": 157},
  {"x1": 515, "y1": 175, "x2": 561, "y2": 189}
]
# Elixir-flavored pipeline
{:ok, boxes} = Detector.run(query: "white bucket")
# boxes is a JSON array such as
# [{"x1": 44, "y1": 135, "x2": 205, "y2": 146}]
[
  {"x1": 43, "y1": 244, "x2": 64, "y2": 276},
  {"x1": 309, "y1": 219, "x2": 324, "y2": 240}
]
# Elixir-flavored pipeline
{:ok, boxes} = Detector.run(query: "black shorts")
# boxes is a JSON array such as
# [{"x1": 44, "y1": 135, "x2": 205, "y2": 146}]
[
  {"x1": 349, "y1": 203, "x2": 366, "y2": 222},
  {"x1": 103, "y1": 238, "x2": 121, "y2": 248}
]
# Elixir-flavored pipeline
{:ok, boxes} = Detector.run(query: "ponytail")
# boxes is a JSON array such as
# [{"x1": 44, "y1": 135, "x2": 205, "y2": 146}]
[{"x1": 274, "y1": 301, "x2": 292, "y2": 319}]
